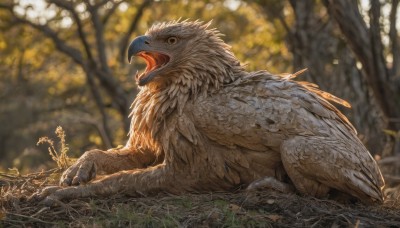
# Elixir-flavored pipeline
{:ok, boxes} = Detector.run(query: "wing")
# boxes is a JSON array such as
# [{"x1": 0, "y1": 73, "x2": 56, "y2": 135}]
[
  {"x1": 189, "y1": 70, "x2": 356, "y2": 152},
  {"x1": 189, "y1": 70, "x2": 384, "y2": 201}
]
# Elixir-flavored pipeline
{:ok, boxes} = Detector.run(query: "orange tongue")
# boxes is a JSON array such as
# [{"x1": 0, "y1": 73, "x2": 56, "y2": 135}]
[
  {"x1": 135, "y1": 52, "x2": 170, "y2": 84},
  {"x1": 139, "y1": 52, "x2": 156, "y2": 73}
]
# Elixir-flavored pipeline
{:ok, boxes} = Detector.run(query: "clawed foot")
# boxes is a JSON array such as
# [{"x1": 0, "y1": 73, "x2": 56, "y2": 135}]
[
  {"x1": 60, "y1": 150, "x2": 99, "y2": 186},
  {"x1": 28, "y1": 186, "x2": 64, "y2": 206},
  {"x1": 29, "y1": 185, "x2": 90, "y2": 206},
  {"x1": 247, "y1": 177, "x2": 294, "y2": 194}
]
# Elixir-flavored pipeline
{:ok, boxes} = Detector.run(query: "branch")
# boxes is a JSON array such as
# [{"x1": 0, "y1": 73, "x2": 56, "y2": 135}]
[
  {"x1": 48, "y1": 0, "x2": 95, "y2": 62},
  {"x1": 2, "y1": 1, "x2": 128, "y2": 138},
  {"x1": 85, "y1": 1, "x2": 110, "y2": 73},
  {"x1": 84, "y1": 70, "x2": 114, "y2": 148},
  {"x1": 102, "y1": 0, "x2": 126, "y2": 25},
  {"x1": 93, "y1": 68, "x2": 129, "y2": 115},
  {"x1": 323, "y1": 0, "x2": 392, "y2": 118},
  {"x1": 85, "y1": 1, "x2": 129, "y2": 114},
  {"x1": 47, "y1": 0, "x2": 118, "y2": 145},
  {"x1": 389, "y1": 0, "x2": 400, "y2": 78},
  {"x1": 1, "y1": 2, "x2": 84, "y2": 65},
  {"x1": 93, "y1": 0, "x2": 109, "y2": 9},
  {"x1": 72, "y1": 114, "x2": 113, "y2": 149},
  {"x1": 14, "y1": 17, "x2": 84, "y2": 65},
  {"x1": 48, "y1": 0, "x2": 128, "y2": 118},
  {"x1": 119, "y1": 0, "x2": 152, "y2": 63}
]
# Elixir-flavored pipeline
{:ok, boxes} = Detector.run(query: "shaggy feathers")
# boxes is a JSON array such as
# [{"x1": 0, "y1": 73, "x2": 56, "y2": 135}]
[
  {"x1": 52, "y1": 20, "x2": 384, "y2": 204},
  {"x1": 126, "y1": 20, "x2": 384, "y2": 202}
]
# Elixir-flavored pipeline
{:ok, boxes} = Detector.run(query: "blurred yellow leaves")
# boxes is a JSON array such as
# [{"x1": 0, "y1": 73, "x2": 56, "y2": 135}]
[
  {"x1": 0, "y1": 39, "x2": 6, "y2": 50},
  {"x1": 89, "y1": 134, "x2": 103, "y2": 145}
]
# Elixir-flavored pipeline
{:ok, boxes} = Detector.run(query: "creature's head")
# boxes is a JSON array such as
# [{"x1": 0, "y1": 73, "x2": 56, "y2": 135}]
[{"x1": 128, "y1": 20, "x2": 243, "y2": 90}]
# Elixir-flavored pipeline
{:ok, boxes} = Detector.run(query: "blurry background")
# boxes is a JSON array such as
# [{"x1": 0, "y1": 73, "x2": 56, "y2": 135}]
[{"x1": 0, "y1": 0, "x2": 399, "y2": 173}]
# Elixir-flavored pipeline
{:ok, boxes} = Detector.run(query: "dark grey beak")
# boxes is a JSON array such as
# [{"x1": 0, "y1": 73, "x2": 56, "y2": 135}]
[{"x1": 127, "y1": 35, "x2": 151, "y2": 63}]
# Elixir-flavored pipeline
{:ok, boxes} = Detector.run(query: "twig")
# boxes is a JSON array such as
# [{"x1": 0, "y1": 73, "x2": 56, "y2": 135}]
[
  {"x1": 102, "y1": 0, "x2": 126, "y2": 25},
  {"x1": 6, "y1": 212, "x2": 57, "y2": 224},
  {"x1": 13, "y1": 17, "x2": 84, "y2": 65},
  {"x1": 48, "y1": 0, "x2": 95, "y2": 64},
  {"x1": 30, "y1": 207, "x2": 49, "y2": 218},
  {"x1": 119, "y1": 0, "x2": 153, "y2": 62}
]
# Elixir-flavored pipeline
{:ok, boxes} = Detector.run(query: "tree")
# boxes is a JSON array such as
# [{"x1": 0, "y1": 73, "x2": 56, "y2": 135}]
[
  {"x1": 256, "y1": 0, "x2": 400, "y2": 155},
  {"x1": 325, "y1": 0, "x2": 400, "y2": 122},
  {"x1": 323, "y1": 0, "x2": 400, "y2": 154},
  {"x1": 0, "y1": 0, "x2": 153, "y2": 148}
]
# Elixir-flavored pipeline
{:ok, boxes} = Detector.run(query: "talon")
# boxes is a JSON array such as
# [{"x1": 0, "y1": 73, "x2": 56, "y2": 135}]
[
  {"x1": 59, "y1": 152, "x2": 98, "y2": 187},
  {"x1": 72, "y1": 176, "x2": 81, "y2": 186},
  {"x1": 28, "y1": 186, "x2": 62, "y2": 203},
  {"x1": 60, "y1": 176, "x2": 72, "y2": 186}
]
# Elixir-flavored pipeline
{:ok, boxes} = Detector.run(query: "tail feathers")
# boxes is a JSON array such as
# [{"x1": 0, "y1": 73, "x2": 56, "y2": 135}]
[{"x1": 349, "y1": 171, "x2": 385, "y2": 203}]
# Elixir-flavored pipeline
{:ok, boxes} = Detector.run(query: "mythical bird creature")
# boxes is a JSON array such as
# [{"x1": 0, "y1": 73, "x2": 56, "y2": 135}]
[{"x1": 33, "y1": 20, "x2": 384, "y2": 204}]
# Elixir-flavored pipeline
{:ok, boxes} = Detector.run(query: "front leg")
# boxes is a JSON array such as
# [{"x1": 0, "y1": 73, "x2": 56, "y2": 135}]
[
  {"x1": 35, "y1": 164, "x2": 181, "y2": 204},
  {"x1": 60, "y1": 147, "x2": 160, "y2": 186}
]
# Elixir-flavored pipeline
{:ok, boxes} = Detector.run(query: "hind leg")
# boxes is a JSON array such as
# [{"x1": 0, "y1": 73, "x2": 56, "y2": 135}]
[
  {"x1": 280, "y1": 135, "x2": 385, "y2": 203},
  {"x1": 280, "y1": 136, "x2": 331, "y2": 198}
]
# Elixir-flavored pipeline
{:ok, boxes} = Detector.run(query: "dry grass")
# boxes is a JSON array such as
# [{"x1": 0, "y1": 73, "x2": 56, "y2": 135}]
[
  {"x1": 36, "y1": 126, "x2": 71, "y2": 170},
  {"x1": 1, "y1": 168, "x2": 400, "y2": 227},
  {"x1": 2, "y1": 127, "x2": 400, "y2": 227}
]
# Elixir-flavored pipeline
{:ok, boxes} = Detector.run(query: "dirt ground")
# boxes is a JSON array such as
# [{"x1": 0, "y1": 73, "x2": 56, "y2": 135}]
[{"x1": 1, "y1": 168, "x2": 400, "y2": 227}]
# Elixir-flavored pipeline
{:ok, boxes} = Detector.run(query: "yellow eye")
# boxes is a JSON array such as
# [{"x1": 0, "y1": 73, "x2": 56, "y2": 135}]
[{"x1": 167, "y1": 36, "x2": 178, "y2": 45}]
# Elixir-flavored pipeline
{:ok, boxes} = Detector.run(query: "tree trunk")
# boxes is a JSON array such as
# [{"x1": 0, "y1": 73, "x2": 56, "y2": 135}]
[
  {"x1": 323, "y1": 0, "x2": 400, "y2": 154},
  {"x1": 286, "y1": 0, "x2": 389, "y2": 154}
]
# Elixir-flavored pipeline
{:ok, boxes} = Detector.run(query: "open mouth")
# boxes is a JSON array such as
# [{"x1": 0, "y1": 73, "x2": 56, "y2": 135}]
[{"x1": 135, "y1": 51, "x2": 170, "y2": 86}]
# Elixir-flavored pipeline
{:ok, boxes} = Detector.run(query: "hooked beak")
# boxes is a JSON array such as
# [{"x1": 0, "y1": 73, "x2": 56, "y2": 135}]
[
  {"x1": 127, "y1": 35, "x2": 171, "y2": 86},
  {"x1": 127, "y1": 35, "x2": 151, "y2": 63}
]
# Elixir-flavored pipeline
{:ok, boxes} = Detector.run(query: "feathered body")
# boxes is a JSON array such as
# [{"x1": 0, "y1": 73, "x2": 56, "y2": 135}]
[{"x1": 49, "y1": 20, "x2": 384, "y2": 204}]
